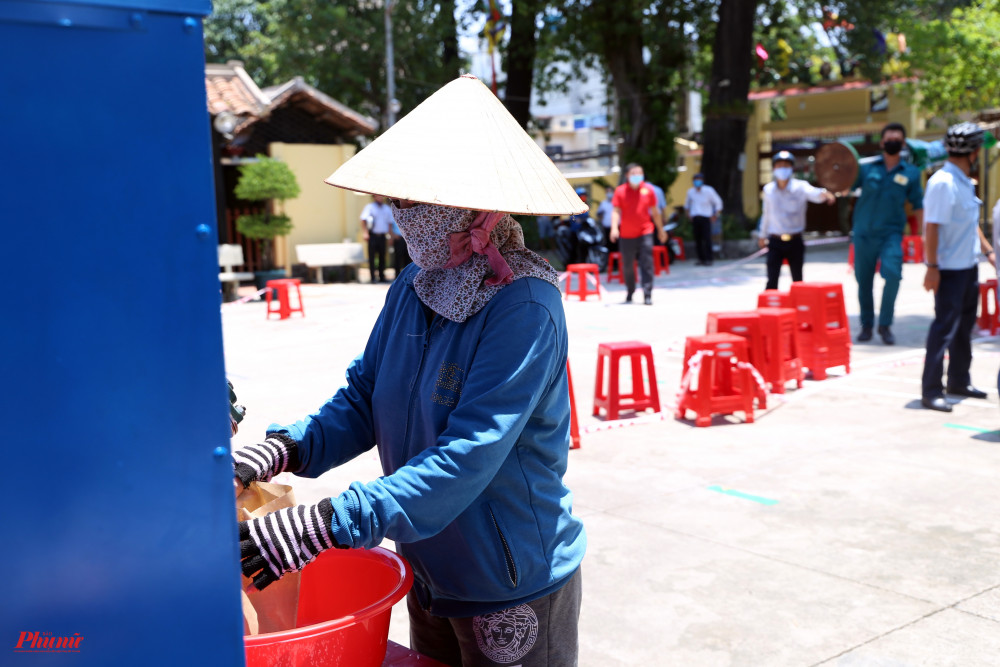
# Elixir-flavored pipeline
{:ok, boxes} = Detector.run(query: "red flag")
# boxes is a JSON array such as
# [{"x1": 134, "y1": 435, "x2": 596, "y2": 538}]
[{"x1": 756, "y1": 43, "x2": 769, "y2": 69}]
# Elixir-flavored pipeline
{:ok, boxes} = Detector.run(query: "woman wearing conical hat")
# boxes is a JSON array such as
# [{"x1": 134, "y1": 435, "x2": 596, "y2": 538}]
[{"x1": 232, "y1": 76, "x2": 587, "y2": 666}]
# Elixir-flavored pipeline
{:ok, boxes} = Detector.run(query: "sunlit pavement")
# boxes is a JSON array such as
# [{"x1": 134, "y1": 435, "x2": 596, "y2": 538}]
[{"x1": 224, "y1": 243, "x2": 1000, "y2": 666}]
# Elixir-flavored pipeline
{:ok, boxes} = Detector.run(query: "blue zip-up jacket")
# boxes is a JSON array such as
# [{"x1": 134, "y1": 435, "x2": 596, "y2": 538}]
[{"x1": 269, "y1": 263, "x2": 586, "y2": 617}]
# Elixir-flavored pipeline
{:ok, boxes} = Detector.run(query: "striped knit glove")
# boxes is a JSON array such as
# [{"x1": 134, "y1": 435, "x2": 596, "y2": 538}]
[
  {"x1": 238, "y1": 499, "x2": 342, "y2": 590},
  {"x1": 232, "y1": 433, "x2": 299, "y2": 491}
]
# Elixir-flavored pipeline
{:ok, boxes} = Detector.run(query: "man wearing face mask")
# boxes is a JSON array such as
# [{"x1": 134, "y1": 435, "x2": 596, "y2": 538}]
[
  {"x1": 684, "y1": 172, "x2": 723, "y2": 266},
  {"x1": 758, "y1": 151, "x2": 836, "y2": 290},
  {"x1": 850, "y1": 122, "x2": 924, "y2": 345},
  {"x1": 229, "y1": 76, "x2": 586, "y2": 667},
  {"x1": 610, "y1": 164, "x2": 667, "y2": 305},
  {"x1": 919, "y1": 122, "x2": 994, "y2": 412}
]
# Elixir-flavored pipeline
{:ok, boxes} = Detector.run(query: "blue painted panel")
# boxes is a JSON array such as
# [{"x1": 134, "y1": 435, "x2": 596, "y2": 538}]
[
  {"x1": 25, "y1": 0, "x2": 212, "y2": 17},
  {"x1": 1, "y1": 3, "x2": 245, "y2": 666}
]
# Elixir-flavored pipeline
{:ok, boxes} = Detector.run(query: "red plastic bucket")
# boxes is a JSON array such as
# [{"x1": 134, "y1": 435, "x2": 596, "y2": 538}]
[{"x1": 244, "y1": 547, "x2": 412, "y2": 667}]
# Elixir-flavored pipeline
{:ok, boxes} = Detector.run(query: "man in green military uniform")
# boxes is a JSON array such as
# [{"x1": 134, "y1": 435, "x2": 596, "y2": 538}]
[{"x1": 851, "y1": 122, "x2": 924, "y2": 344}]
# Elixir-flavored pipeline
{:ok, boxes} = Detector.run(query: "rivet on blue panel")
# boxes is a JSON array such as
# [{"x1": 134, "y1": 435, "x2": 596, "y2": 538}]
[
  {"x1": 196, "y1": 223, "x2": 211, "y2": 238},
  {"x1": 213, "y1": 446, "x2": 228, "y2": 458},
  {"x1": 183, "y1": 16, "x2": 197, "y2": 32}
]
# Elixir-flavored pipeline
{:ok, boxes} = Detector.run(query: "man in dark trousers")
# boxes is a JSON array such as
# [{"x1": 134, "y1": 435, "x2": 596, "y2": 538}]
[
  {"x1": 360, "y1": 194, "x2": 394, "y2": 283},
  {"x1": 758, "y1": 150, "x2": 835, "y2": 289},
  {"x1": 851, "y1": 122, "x2": 924, "y2": 345},
  {"x1": 920, "y1": 122, "x2": 994, "y2": 412},
  {"x1": 610, "y1": 163, "x2": 667, "y2": 304},
  {"x1": 684, "y1": 172, "x2": 722, "y2": 266}
]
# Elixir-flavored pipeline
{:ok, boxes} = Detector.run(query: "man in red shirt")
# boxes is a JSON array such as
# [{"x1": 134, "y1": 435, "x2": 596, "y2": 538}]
[{"x1": 611, "y1": 163, "x2": 667, "y2": 304}]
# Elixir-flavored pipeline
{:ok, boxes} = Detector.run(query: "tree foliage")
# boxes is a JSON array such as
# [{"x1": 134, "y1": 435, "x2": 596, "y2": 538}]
[
  {"x1": 901, "y1": 0, "x2": 1000, "y2": 117},
  {"x1": 530, "y1": 1, "x2": 714, "y2": 194},
  {"x1": 204, "y1": 1, "x2": 464, "y2": 131}
]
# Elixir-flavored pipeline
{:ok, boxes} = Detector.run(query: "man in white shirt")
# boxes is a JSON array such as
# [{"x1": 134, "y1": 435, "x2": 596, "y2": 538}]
[
  {"x1": 597, "y1": 189, "x2": 615, "y2": 250},
  {"x1": 920, "y1": 123, "x2": 995, "y2": 412},
  {"x1": 758, "y1": 151, "x2": 835, "y2": 289},
  {"x1": 361, "y1": 195, "x2": 395, "y2": 283},
  {"x1": 684, "y1": 172, "x2": 723, "y2": 266}
]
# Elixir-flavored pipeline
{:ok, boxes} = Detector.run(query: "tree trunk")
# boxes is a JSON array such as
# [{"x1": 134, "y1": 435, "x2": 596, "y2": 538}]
[
  {"x1": 504, "y1": 0, "x2": 540, "y2": 128},
  {"x1": 439, "y1": 0, "x2": 460, "y2": 80},
  {"x1": 595, "y1": 2, "x2": 649, "y2": 171},
  {"x1": 701, "y1": 0, "x2": 758, "y2": 222}
]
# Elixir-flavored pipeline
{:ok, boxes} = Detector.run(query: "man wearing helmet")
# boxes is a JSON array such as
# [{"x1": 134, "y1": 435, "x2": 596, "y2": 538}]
[
  {"x1": 851, "y1": 122, "x2": 925, "y2": 345},
  {"x1": 920, "y1": 122, "x2": 995, "y2": 412},
  {"x1": 758, "y1": 150, "x2": 836, "y2": 289}
]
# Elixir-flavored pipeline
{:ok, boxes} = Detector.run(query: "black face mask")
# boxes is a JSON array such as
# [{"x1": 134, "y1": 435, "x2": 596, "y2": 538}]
[{"x1": 883, "y1": 140, "x2": 903, "y2": 156}]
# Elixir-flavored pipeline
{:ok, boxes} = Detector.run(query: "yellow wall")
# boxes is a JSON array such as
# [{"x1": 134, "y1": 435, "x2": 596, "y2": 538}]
[
  {"x1": 268, "y1": 142, "x2": 364, "y2": 271},
  {"x1": 667, "y1": 152, "x2": 701, "y2": 211},
  {"x1": 747, "y1": 83, "x2": 924, "y2": 221}
]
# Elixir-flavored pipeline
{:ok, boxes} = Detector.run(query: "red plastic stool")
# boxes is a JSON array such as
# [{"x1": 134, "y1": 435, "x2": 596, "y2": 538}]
[
  {"x1": 567, "y1": 360, "x2": 581, "y2": 449},
  {"x1": 705, "y1": 311, "x2": 766, "y2": 376},
  {"x1": 593, "y1": 341, "x2": 661, "y2": 420},
  {"x1": 789, "y1": 282, "x2": 850, "y2": 380},
  {"x1": 756, "y1": 307, "x2": 804, "y2": 393},
  {"x1": 672, "y1": 238, "x2": 687, "y2": 261},
  {"x1": 652, "y1": 246, "x2": 670, "y2": 275},
  {"x1": 562, "y1": 263, "x2": 601, "y2": 301},
  {"x1": 902, "y1": 235, "x2": 924, "y2": 263},
  {"x1": 266, "y1": 278, "x2": 305, "y2": 320},
  {"x1": 606, "y1": 252, "x2": 638, "y2": 284},
  {"x1": 757, "y1": 290, "x2": 791, "y2": 309},
  {"x1": 978, "y1": 278, "x2": 999, "y2": 334},
  {"x1": 676, "y1": 334, "x2": 766, "y2": 427}
]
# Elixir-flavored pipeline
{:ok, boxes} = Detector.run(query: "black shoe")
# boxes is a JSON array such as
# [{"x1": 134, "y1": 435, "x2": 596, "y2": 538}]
[
  {"x1": 644, "y1": 295, "x2": 652, "y2": 305},
  {"x1": 877, "y1": 325, "x2": 895, "y2": 345},
  {"x1": 947, "y1": 385, "x2": 988, "y2": 399},
  {"x1": 625, "y1": 291, "x2": 633, "y2": 303},
  {"x1": 857, "y1": 327, "x2": 873, "y2": 342},
  {"x1": 921, "y1": 396, "x2": 953, "y2": 412}
]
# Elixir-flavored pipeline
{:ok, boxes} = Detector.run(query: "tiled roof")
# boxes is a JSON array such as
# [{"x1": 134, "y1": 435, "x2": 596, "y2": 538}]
[
  {"x1": 206, "y1": 61, "x2": 376, "y2": 138},
  {"x1": 205, "y1": 60, "x2": 269, "y2": 117},
  {"x1": 261, "y1": 77, "x2": 376, "y2": 136}
]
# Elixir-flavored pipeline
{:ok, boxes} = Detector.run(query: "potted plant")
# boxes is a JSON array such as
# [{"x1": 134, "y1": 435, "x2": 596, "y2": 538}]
[{"x1": 233, "y1": 155, "x2": 301, "y2": 294}]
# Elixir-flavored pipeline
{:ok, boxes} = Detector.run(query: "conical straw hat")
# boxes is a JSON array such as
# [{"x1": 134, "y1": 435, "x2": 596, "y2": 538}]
[{"x1": 325, "y1": 75, "x2": 587, "y2": 215}]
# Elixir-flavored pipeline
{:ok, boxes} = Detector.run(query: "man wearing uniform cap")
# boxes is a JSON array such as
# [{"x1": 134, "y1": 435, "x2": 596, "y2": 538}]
[
  {"x1": 758, "y1": 150, "x2": 835, "y2": 290},
  {"x1": 229, "y1": 75, "x2": 585, "y2": 666},
  {"x1": 920, "y1": 122, "x2": 995, "y2": 412}
]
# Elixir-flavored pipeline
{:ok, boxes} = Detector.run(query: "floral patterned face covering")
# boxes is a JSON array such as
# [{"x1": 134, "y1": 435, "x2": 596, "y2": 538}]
[{"x1": 391, "y1": 202, "x2": 559, "y2": 322}]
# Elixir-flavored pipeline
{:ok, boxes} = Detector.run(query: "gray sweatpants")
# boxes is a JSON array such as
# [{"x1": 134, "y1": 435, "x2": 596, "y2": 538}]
[
  {"x1": 407, "y1": 569, "x2": 582, "y2": 666},
  {"x1": 619, "y1": 233, "x2": 654, "y2": 297}
]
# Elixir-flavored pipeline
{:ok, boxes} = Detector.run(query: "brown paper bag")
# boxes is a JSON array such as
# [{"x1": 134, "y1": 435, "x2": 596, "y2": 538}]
[
  {"x1": 237, "y1": 481, "x2": 302, "y2": 635},
  {"x1": 241, "y1": 589, "x2": 259, "y2": 636}
]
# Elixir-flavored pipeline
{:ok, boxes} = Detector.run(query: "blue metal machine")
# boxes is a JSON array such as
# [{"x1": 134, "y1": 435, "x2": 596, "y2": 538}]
[{"x1": 2, "y1": 1, "x2": 245, "y2": 664}]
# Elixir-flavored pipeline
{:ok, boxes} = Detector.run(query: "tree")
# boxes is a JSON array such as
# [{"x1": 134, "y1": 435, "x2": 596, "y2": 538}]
[
  {"x1": 533, "y1": 0, "x2": 714, "y2": 193},
  {"x1": 504, "y1": 0, "x2": 542, "y2": 129},
  {"x1": 234, "y1": 156, "x2": 301, "y2": 271},
  {"x1": 901, "y1": 0, "x2": 1000, "y2": 116},
  {"x1": 203, "y1": 1, "x2": 466, "y2": 131},
  {"x1": 700, "y1": 0, "x2": 758, "y2": 222}
]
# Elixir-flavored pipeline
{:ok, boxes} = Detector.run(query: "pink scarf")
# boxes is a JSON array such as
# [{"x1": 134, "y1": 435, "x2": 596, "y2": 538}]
[{"x1": 442, "y1": 211, "x2": 514, "y2": 286}]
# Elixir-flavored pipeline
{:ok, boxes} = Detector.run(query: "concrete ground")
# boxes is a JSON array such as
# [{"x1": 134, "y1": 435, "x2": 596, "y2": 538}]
[{"x1": 223, "y1": 243, "x2": 1000, "y2": 666}]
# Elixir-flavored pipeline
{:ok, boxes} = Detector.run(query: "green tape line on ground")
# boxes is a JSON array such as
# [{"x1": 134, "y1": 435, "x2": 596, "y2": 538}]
[
  {"x1": 943, "y1": 423, "x2": 997, "y2": 434},
  {"x1": 707, "y1": 485, "x2": 779, "y2": 505}
]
